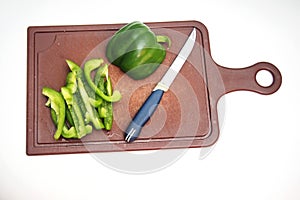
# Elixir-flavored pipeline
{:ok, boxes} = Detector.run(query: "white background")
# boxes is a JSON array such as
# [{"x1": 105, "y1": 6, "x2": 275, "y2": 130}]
[{"x1": 1, "y1": 0, "x2": 300, "y2": 199}]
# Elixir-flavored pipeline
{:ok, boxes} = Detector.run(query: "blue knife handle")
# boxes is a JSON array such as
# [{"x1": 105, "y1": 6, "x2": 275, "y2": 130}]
[{"x1": 125, "y1": 89, "x2": 164, "y2": 143}]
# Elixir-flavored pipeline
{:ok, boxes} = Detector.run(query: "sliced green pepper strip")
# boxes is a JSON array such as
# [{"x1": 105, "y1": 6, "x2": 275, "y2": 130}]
[
  {"x1": 61, "y1": 77, "x2": 92, "y2": 138},
  {"x1": 83, "y1": 59, "x2": 122, "y2": 102},
  {"x1": 66, "y1": 59, "x2": 83, "y2": 78},
  {"x1": 50, "y1": 109, "x2": 77, "y2": 139},
  {"x1": 99, "y1": 106, "x2": 107, "y2": 118},
  {"x1": 94, "y1": 63, "x2": 108, "y2": 85},
  {"x1": 61, "y1": 87, "x2": 73, "y2": 107},
  {"x1": 89, "y1": 97, "x2": 103, "y2": 107},
  {"x1": 61, "y1": 127, "x2": 77, "y2": 139},
  {"x1": 96, "y1": 73, "x2": 114, "y2": 131},
  {"x1": 77, "y1": 78, "x2": 104, "y2": 129},
  {"x1": 62, "y1": 84, "x2": 87, "y2": 124},
  {"x1": 103, "y1": 101, "x2": 113, "y2": 130},
  {"x1": 96, "y1": 70, "x2": 106, "y2": 91},
  {"x1": 104, "y1": 78, "x2": 113, "y2": 130},
  {"x1": 66, "y1": 59, "x2": 97, "y2": 99},
  {"x1": 72, "y1": 93, "x2": 93, "y2": 138},
  {"x1": 106, "y1": 76, "x2": 113, "y2": 96},
  {"x1": 42, "y1": 87, "x2": 66, "y2": 140},
  {"x1": 65, "y1": 71, "x2": 77, "y2": 93},
  {"x1": 65, "y1": 108, "x2": 74, "y2": 127}
]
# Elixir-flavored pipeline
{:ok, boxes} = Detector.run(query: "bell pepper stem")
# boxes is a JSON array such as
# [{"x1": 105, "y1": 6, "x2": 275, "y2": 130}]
[{"x1": 156, "y1": 35, "x2": 171, "y2": 48}]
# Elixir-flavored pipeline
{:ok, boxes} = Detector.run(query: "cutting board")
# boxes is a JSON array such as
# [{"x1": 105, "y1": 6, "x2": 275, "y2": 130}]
[{"x1": 26, "y1": 21, "x2": 282, "y2": 155}]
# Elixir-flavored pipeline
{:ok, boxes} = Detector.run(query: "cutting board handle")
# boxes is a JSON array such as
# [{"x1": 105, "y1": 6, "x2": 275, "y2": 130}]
[{"x1": 218, "y1": 62, "x2": 282, "y2": 95}]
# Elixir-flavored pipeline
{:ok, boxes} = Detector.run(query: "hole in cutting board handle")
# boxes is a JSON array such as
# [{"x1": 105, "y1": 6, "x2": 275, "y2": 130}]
[
  {"x1": 249, "y1": 62, "x2": 282, "y2": 95},
  {"x1": 255, "y1": 69, "x2": 274, "y2": 87},
  {"x1": 217, "y1": 62, "x2": 282, "y2": 96}
]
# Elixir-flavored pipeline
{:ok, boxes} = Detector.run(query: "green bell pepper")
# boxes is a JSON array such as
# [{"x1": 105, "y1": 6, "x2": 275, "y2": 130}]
[{"x1": 106, "y1": 21, "x2": 171, "y2": 80}]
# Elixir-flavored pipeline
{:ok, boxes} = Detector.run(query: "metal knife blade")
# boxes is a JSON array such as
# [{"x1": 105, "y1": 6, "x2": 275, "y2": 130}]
[
  {"x1": 154, "y1": 28, "x2": 197, "y2": 91},
  {"x1": 124, "y1": 28, "x2": 197, "y2": 143}
]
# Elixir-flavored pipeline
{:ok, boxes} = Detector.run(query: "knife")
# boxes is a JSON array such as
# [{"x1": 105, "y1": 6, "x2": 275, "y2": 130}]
[{"x1": 124, "y1": 28, "x2": 197, "y2": 143}]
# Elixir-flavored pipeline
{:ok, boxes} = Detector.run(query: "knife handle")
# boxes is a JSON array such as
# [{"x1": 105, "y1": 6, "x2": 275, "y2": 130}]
[{"x1": 125, "y1": 89, "x2": 164, "y2": 143}]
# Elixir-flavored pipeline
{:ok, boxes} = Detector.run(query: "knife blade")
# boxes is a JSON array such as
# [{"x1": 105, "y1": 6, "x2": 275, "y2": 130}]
[{"x1": 124, "y1": 28, "x2": 197, "y2": 143}]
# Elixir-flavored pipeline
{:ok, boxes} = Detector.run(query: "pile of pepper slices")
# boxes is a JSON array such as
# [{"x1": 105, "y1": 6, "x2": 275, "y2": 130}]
[{"x1": 42, "y1": 59, "x2": 122, "y2": 140}]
